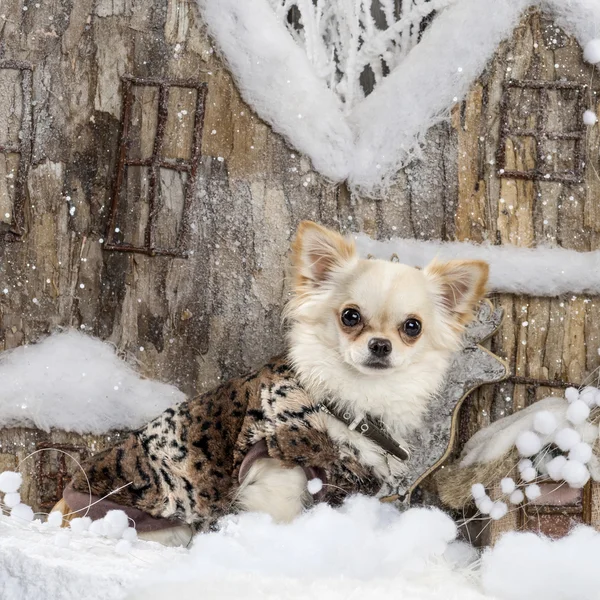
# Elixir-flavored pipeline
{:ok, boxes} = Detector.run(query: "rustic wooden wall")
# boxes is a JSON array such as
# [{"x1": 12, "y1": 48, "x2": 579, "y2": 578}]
[{"x1": 0, "y1": 2, "x2": 599, "y2": 531}]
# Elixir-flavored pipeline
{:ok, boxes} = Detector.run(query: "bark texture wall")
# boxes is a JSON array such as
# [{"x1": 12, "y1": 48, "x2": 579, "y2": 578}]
[{"x1": 0, "y1": 3, "x2": 599, "y2": 535}]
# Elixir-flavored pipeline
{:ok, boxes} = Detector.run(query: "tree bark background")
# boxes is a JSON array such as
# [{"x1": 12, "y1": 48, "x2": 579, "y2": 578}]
[{"x1": 0, "y1": 3, "x2": 599, "y2": 531}]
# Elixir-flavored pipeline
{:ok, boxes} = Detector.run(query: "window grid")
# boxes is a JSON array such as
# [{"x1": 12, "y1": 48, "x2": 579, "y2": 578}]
[
  {"x1": 497, "y1": 79, "x2": 587, "y2": 184},
  {"x1": 0, "y1": 59, "x2": 33, "y2": 240},
  {"x1": 104, "y1": 75, "x2": 208, "y2": 257}
]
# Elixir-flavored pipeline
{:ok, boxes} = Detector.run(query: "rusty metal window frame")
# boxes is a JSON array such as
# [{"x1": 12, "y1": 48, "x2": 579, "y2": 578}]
[
  {"x1": 497, "y1": 79, "x2": 587, "y2": 184},
  {"x1": 0, "y1": 59, "x2": 33, "y2": 240},
  {"x1": 104, "y1": 75, "x2": 208, "y2": 258}
]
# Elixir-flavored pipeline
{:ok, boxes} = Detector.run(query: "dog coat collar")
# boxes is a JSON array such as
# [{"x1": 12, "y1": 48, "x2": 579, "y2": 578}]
[{"x1": 318, "y1": 401, "x2": 411, "y2": 462}]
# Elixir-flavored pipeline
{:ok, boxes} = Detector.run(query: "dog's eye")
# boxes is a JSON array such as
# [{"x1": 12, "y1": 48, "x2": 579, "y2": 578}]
[
  {"x1": 341, "y1": 308, "x2": 361, "y2": 327},
  {"x1": 403, "y1": 318, "x2": 422, "y2": 337}
]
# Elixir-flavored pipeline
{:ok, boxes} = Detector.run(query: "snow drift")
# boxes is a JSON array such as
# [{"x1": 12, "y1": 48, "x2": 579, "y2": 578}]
[{"x1": 0, "y1": 330, "x2": 184, "y2": 434}]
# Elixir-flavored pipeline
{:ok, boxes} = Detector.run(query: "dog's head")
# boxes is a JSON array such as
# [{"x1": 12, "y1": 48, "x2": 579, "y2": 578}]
[{"x1": 286, "y1": 221, "x2": 489, "y2": 380}]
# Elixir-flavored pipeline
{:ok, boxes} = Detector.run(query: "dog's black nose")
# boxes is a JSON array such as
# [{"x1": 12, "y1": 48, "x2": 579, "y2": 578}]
[{"x1": 368, "y1": 338, "x2": 392, "y2": 358}]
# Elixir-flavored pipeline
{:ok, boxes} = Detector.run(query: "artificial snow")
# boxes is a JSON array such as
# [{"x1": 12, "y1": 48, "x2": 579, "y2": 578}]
[
  {"x1": 554, "y1": 428, "x2": 581, "y2": 451},
  {"x1": 0, "y1": 471, "x2": 23, "y2": 494},
  {"x1": 471, "y1": 483, "x2": 486, "y2": 500},
  {"x1": 583, "y1": 38, "x2": 600, "y2": 63},
  {"x1": 115, "y1": 540, "x2": 132, "y2": 556},
  {"x1": 500, "y1": 478, "x2": 515, "y2": 495},
  {"x1": 569, "y1": 442, "x2": 593, "y2": 464},
  {"x1": 355, "y1": 235, "x2": 600, "y2": 295},
  {"x1": 524, "y1": 484, "x2": 541, "y2": 500},
  {"x1": 0, "y1": 330, "x2": 185, "y2": 434},
  {"x1": 196, "y1": 0, "x2": 600, "y2": 193},
  {"x1": 46, "y1": 511, "x2": 64, "y2": 528},
  {"x1": 533, "y1": 410, "x2": 557, "y2": 435},
  {"x1": 54, "y1": 532, "x2": 70, "y2": 549},
  {"x1": 10, "y1": 504, "x2": 34, "y2": 523},
  {"x1": 546, "y1": 455, "x2": 568, "y2": 481},
  {"x1": 307, "y1": 478, "x2": 323, "y2": 495},
  {"x1": 583, "y1": 109, "x2": 598, "y2": 125},
  {"x1": 4, "y1": 493, "x2": 20, "y2": 509},
  {"x1": 515, "y1": 431, "x2": 542, "y2": 457},
  {"x1": 481, "y1": 526, "x2": 600, "y2": 600},
  {"x1": 561, "y1": 460, "x2": 590, "y2": 488},
  {"x1": 566, "y1": 399, "x2": 590, "y2": 425},
  {"x1": 509, "y1": 489, "x2": 524, "y2": 504}
]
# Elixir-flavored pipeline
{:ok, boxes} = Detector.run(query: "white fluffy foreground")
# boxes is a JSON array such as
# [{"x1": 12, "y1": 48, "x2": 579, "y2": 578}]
[{"x1": 2, "y1": 496, "x2": 599, "y2": 600}]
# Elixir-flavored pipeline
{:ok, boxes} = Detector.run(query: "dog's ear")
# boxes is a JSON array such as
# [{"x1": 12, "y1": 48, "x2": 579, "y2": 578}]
[
  {"x1": 291, "y1": 221, "x2": 357, "y2": 289},
  {"x1": 424, "y1": 259, "x2": 489, "y2": 325}
]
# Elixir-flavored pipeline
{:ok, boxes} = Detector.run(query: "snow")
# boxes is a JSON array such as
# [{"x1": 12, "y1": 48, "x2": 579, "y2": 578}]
[
  {"x1": 515, "y1": 431, "x2": 542, "y2": 457},
  {"x1": 0, "y1": 471, "x2": 22, "y2": 494},
  {"x1": 554, "y1": 428, "x2": 581, "y2": 451},
  {"x1": 533, "y1": 410, "x2": 558, "y2": 435},
  {"x1": 196, "y1": 0, "x2": 600, "y2": 194},
  {"x1": 0, "y1": 330, "x2": 184, "y2": 434},
  {"x1": 481, "y1": 526, "x2": 600, "y2": 600},
  {"x1": 583, "y1": 38, "x2": 600, "y2": 63},
  {"x1": 524, "y1": 484, "x2": 541, "y2": 500},
  {"x1": 471, "y1": 483, "x2": 486, "y2": 499},
  {"x1": 306, "y1": 478, "x2": 323, "y2": 495},
  {"x1": 547, "y1": 456, "x2": 568, "y2": 481},
  {"x1": 561, "y1": 460, "x2": 590, "y2": 488},
  {"x1": 509, "y1": 489, "x2": 524, "y2": 504},
  {"x1": 500, "y1": 478, "x2": 515, "y2": 494},
  {"x1": 567, "y1": 400, "x2": 590, "y2": 425},
  {"x1": 3, "y1": 494, "x2": 600, "y2": 600},
  {"x1": 569, "y1": 442, "x2": 593, "y2": 464},
  {"x1": 583, "y1": 109, "x2": 598, "y2": 125},
  {"x1": 355, "y1": 234, "x2": 600, "y2": 295}
]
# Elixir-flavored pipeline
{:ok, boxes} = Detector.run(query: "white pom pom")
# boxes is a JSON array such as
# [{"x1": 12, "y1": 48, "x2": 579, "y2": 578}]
[
  {"x1": 579, "y1": 387, "x2": 598, "y2": 408},
  {"x1": 0, "y1": 471, "x2": 23, "y2": 494},
  {"x1": 518, "y1": 459, "x2": 532, "y2": 472},
  {"x1": 521, "y1": 467, "x2": 537, "y2": 483},
  {"x1": 555, "y1": 428, "x2": 581, "y2": 451},
  {"x1": 471, "y1": 483, "x2": 486, "y2": 500},
  {"x1": 47, "y1": 511, "x2": 64, "y2": 528},
  {"x1": 561, "y1": 459, "x2": 590, "y2": 488},
  {"x1": 89, "y1": 519, "x2": 106, "y2": 536},
  {"x1": 567, "y1": 400, "x2": 590, "y2": 425},
  {"x1": 115, "y1": 539, "x2": 132, "y2": 556},
  {"x1": 477, "y1": 496, "x2": 494, "y2": 515},
  {"x1": 103, "y1": 510, "x2": 130, "y2": 539},
  {"x1": 121, "y1": 527, "x2": 138, "y2": 542},
  {"x1": 569, "y1": 442, "x2": 593, "y2": 464},
  {"x1": 11, "y1": 503, "x2": 34, "y2": 523},
  {"x1": 533, "y1": 410, "x2": 558, "y2": 435},
  {"x1": 69, "y1": 517, "x2": 92, "y2": 533},
  {"x1": 490, "y1": 501, "x2": 508, "y2": 521},
  {"x1": 525, "y1": 484, "x2": 541, "y2": 500},
  {"x1": 54, "y1": 532, "x2": 70, "y2": 548},
  {"x1": 516, "y1": 431, "x2": 542, "y2": 457},
  {"x1": 547, "y1": 455, "x2": 568, "y2": 481},
  {"x1": 595, "y1": 390, "x2": 600, "y2": 407},
  {"x1": 307, "y1": 478, "x2": 323, "y2": 495},
  {"x1": 4, "y1": 492, "x2": 20, "y2": 508},
  {"x1": 565, "y1": 387, "x2": 580, "y2": 403},
  {"x1": 500, "y1": 477, "x2": 516, "y2": 494},
  {"x1": 509, "y1": 489, "x2": 525, "y2": 505},
  {"x1": 583, "y1": 110, "x2": 598, "y2": 126},
  {"x1": 584, "y1": 39, "x2": 600, "y2": 64}
]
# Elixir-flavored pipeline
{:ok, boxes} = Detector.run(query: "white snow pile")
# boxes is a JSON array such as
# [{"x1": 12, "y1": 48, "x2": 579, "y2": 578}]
[
  {"x1": 0, "y1": 330, "x2": 184, "y2": 434},
  {"x1": 481, "y1": 526, "x2": 600, "y2": 600},
  {"x1": 197, "y1": 0, "x2": 600, "y2": 194},
  {"x1": 355, "y1": 234, "x2": 600, "y2": 295},
  {"x1": 2, "y1": 493, "x2": 600, "y2": 600}
]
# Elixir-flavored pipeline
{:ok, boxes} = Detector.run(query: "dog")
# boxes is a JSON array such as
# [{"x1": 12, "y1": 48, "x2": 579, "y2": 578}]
[{"x1": 54, "y1": 221, "x2": 488, "y2": 546}]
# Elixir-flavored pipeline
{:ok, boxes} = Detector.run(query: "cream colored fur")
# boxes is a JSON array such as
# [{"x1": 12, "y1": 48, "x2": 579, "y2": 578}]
[{"x1": 235, "y1": 458, "x2": 310, "y2": 523}]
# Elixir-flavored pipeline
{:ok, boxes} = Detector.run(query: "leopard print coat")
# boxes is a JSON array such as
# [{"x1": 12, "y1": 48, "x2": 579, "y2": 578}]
[{"x1": 69, "y1": 357, "x2": 381, "y2": 531}]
